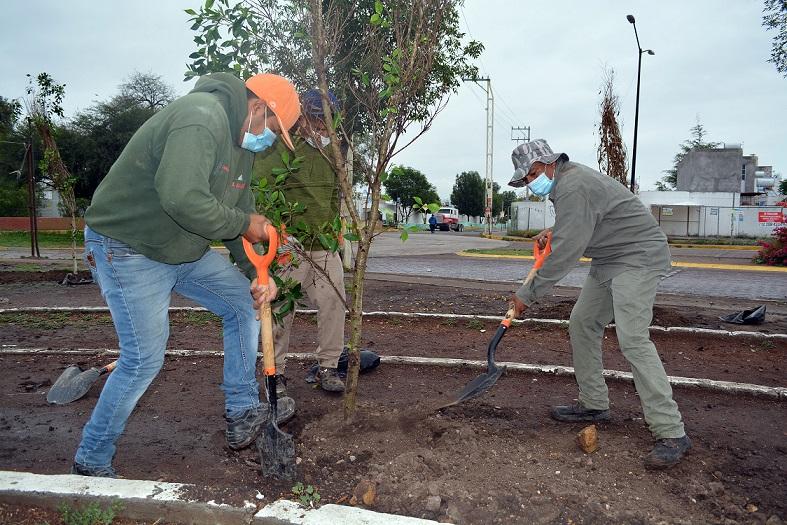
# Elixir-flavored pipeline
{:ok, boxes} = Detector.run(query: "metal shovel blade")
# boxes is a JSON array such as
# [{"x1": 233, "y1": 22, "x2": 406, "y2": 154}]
[
  {"x1": 437, "y1": 323, "x2": 508, "y2": 410},
  {"x1": 438, "y1": 364, "x2": 505, "y2": 410},
  {"x1": 256, "y1": 376, "x2": 296, "y2": 480},
  {"x1": 46, "y1": 366, "x2": 102, "y2": 405},
  {"x1": 256, "y1": 419, "x2": 296, "y2": 481}
]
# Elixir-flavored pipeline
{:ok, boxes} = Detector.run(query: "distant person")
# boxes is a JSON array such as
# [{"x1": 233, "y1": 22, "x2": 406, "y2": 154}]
[
  {"x1": 72, "y1": 72, "x2": 300, "y2": 478},
  {"x1": 508, "y1": 139, "x2": 690, "y2": 470},
  {"x1": 252, "y1": 88, "x2": 346, "y2": 409},
  {"x1": 429, "y1": 213, "x2": 437, "y2": 233}
]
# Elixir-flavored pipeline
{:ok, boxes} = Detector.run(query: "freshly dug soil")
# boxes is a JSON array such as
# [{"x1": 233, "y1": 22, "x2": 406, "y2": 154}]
[
  {"x1": 1, "y1": 274, "x2": 786, "y2": 334},
  {"x1": 0, "y1": 270, "x2": 785, "y2": 524},
  {"x1": 0, "y1": 311, "x2": 784, "y2": 387},
  {"x1": 0, "y1": 354, "x2": 784, "y2": 525}
]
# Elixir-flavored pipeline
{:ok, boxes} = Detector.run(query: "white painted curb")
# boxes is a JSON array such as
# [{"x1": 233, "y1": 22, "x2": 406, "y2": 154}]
[
  {"x1": 4, "y1": 347, "x2": 785, "y2": 400},
  {"x1": 2, "y1": 307, "x2": 785, "y2": 340},
  {"x1": 0, "y1": 470, "x2": 256, "y2": 524},
  {"x1": 0, "y1": 470, "x2": 442, "y2": 525},
  {"x1": 255, "y1": 499, "x2": 440, "y2": 524}
]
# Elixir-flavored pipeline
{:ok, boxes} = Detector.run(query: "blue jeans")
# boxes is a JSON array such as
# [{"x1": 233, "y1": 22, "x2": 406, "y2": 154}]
[{"x1": 75, "y1": 227, "x2": 260, "y2": 469}]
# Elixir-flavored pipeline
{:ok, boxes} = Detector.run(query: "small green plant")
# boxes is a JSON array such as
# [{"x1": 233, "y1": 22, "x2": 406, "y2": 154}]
[
  {"x1": 440, "y1": 317, "x2": 457, "y2": 327},
  {"x1": 387, "y1": 316, "x2": 403, "y2": 326},
  {"x1": 466, "y1": 317, "x2": 484, "y2": 330},
  {"x1": 292, "y1": 482, "x2": 321, "y2": 508},
  {"x1": 179, "y1": 310, "x2": 220, "y2": 326},
  {"x1": 58, "y1": 501, "x2": 123, "y2": 525}
]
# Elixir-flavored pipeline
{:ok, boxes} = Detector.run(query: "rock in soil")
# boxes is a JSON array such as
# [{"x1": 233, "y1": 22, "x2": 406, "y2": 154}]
[{"x1": 576, "y1": 424, "x2": 599, "y2": 453}]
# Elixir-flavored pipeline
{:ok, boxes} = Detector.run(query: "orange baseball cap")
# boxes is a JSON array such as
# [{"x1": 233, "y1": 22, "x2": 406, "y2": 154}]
[{"x1": 245, "y1": 74, "x2": 301, "y2": 151}]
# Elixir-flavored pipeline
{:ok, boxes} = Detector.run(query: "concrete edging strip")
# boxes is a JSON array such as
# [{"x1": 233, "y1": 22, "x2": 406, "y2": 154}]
[
  {"x1": 0, "y1": 471, "x2": 440, "y2": 525},
  {"x1": 4, "y1": 347, "x2": 785, "y2": 400},
  {"x1": 1, "y1": 307, "x2": 784, "y2": 340}
]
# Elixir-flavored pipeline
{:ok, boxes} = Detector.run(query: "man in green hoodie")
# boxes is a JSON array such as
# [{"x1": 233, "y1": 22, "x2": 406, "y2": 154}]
[{"x1": 72, "y1": 73, "x2": 300, "y2": 478}]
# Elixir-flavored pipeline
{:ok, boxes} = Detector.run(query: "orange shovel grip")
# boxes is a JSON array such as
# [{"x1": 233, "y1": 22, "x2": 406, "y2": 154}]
[
  {"x1": 241, "y1": 224, "x2": 279, "y2": 285},
  {"x1": 533, "y1": 232, "x2": 552, "y2": 270}
]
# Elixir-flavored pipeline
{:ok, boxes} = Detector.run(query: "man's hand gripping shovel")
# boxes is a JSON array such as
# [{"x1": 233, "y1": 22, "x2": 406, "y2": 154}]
[
  {"x1": 438, "y1": 234, "x2": 552, "y2": 409},
  {"x1": 243, "y1": 226, "x2": 296, "y2": 481}
]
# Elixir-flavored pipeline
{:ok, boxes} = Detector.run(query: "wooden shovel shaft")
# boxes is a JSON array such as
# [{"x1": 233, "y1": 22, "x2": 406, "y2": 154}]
[{"x1": 261, "y1": 303, "x2": 275, "y2": 376}]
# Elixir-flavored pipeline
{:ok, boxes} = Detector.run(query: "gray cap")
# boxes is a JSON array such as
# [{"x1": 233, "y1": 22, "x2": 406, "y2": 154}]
[{"x1": 508, "y1": 139, "x2": 568, "y2": 188}]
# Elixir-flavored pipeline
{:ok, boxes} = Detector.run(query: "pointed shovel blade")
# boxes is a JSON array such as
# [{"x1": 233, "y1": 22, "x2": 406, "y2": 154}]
[
  {"x1": 257, "y1": 419, "x2": 296, "y2": 481},
  {"x1": 437, "y1": 365, "x2": 505, "y2": 410},
  {"x1": 47, "y1": 366, "x2": 103, "y2": 405}
]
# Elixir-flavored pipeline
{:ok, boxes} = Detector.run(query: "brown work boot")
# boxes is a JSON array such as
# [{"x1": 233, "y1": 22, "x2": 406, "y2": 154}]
[
  {"x1": 644, "y1": 435, "x2": 692, "y2": 469},
  {"x1": 316, "y1": 367, "x2": 345, "y2": 392}
]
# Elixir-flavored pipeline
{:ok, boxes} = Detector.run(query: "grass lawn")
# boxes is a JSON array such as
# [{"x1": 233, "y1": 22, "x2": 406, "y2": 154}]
[{"x1": 0, "y1": 231, "x2": 84, "y2": 248}]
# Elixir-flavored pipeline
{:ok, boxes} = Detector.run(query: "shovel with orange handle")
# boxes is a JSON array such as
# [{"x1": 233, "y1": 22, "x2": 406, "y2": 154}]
[
  {"x1": 438, "y1": 234, "x2": 552, "y2": 409},
  {"x1": 242, "y1": 225, "x2": 296, "y2": 480},
  {"x1": 47, "y1": 360, "x2": 118, "y2": 405}
]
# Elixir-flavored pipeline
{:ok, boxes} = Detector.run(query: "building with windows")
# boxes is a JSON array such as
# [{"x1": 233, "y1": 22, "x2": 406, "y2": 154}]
[{"x1": 676, "y1": 144, "x2": 778, "y2": 205}]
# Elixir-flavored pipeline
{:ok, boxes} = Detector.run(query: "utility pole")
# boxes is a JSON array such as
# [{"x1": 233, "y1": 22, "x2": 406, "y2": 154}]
[
  {"x1": 510, "y1": 126, "x2": 531, "y2": 143},
  {"x1": 463, "y1": 78, "x2": 494, "y2": 235}
]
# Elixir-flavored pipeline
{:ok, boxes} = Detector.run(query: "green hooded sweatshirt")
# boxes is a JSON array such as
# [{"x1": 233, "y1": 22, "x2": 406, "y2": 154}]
[
  {"x1": 85, "y1": 73, "x2": 255, "y2": 265},
  {"x1": 252, "y1": 138, "x2": 339, "y2": 250}
]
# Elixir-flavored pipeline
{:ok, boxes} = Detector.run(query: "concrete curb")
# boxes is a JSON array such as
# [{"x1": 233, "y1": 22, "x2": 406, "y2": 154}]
[
  {"x1": 456, "y1": 250, "x2": 786, "y2": 272},
  {"x1": 0, "y1": 471, "x2": 441, "y2": 525},
  {"x1": 480, "y1": 234, "x2": 762, "y2": 251},
  {"x1": 4, "y1": 347, "x2": 785, "y2": 400},
  {"x1": 2, "y1": 307, "x2": 784, "y2": 340}
]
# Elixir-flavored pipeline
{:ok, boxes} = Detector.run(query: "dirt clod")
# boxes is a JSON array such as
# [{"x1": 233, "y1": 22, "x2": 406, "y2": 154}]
[{"x1": 576, "y1": 424, "x2": 598, "y2": 454}]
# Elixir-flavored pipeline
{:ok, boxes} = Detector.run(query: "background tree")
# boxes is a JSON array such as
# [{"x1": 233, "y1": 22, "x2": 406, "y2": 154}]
[
  {"x1": 778, "y1": 179, "x2": 787, "y2": 196},
  {"x1": 118, "y1": 71, "x2": 176, "y2": 110},
  {"x1": 656, "y1": 117, "x2": 720, "y2": 191},
  {"x1": 596, "y1": 67, "x2": 629, "y2": 189},
  {"x1": 0, "y1": 96, "x2": 29, "y2": 216},
  {"x1": 188, "y1": 0, "x2": 482, "y2": 418},
  {"x1": 450, "y1": 170, "x2": 484, "y2": 218},
  {"x1": 494, "y1": 187, "x2": 517, "y2": 221},
  {"x1": 763, "y1": 0, "x2": 787, "y2": 77},
  {"x1": 383, "y1": 165, "x2": 439, "y2": 223},
  {"x1": 25, "y1": 73, "x2": 80, "y2": 275}
]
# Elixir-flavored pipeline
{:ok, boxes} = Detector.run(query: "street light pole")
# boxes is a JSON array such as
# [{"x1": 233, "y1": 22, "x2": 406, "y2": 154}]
[
  {"x1": 463, "y1": 77, "x2": 494, "y2": 235},
  {"x1": 627, "y1": 14, "x2": 654, "y2": 194}
]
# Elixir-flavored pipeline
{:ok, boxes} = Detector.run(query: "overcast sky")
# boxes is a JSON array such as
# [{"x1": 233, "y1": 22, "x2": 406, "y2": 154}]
[{"x1": 2, "y1": 1, "x2": 784, "y2": 200}]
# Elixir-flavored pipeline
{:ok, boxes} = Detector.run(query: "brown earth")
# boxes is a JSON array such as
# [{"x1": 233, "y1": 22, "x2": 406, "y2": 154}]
[{"x1": 0, "y1": 271, "x2": 785, "y2": 524}]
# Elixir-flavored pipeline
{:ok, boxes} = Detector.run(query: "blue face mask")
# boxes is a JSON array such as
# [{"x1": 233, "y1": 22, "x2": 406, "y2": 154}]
[
  {"x1": 241, "y1": 107, "x2": 277, "y2": 153},
  {"x1": 527, "y1": 171, "x2": 555, "y2": 196}
]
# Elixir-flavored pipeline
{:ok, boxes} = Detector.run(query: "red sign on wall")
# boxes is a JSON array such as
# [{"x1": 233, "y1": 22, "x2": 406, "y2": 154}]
[{"x1": 758, "y1": 211, "x2": 784, "y2": 223}]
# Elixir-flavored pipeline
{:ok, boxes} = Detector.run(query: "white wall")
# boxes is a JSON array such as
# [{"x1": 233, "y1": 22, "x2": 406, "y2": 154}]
[
  {"x1": 638, "y1": 191, "x2": 740, "y2": 208},
  {"x1": 509, "y1": 200, "x2": 555, "y2": 231}
]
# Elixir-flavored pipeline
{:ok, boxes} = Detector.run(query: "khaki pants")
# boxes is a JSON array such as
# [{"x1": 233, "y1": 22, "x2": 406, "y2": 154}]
[
  {"x1": 569, "y1": 268, "x2": 685, "y2": 439},
  {"x1": 274, "y1": 250, "x2": 346, "y2": 371}
]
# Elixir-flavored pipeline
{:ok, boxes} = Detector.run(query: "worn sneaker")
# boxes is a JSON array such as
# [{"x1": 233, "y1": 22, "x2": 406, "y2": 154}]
[
  {"x1": 267, "y1": 396, "x2": 297, "y2": 426},
  {"x1": 226, "y1": 407, "x2": 268, "y2": 450},
  {"x1": 550, "y1": 402, "x2": 611, "y2": 423},
  {"x1": 316, "y1": 367, "x2": 345, "y2": 392},
  {"x1": 644, "y1": 435, "x2": 692, "y2": 470},
  {"x1": 71, "y1": 462, "x2": 117, "y2": 478}
]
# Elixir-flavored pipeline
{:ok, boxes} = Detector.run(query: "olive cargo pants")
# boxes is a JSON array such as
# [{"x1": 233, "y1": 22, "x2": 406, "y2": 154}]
[{"x1": 569, "y1": 268, "x2": 685, "y2": 439}]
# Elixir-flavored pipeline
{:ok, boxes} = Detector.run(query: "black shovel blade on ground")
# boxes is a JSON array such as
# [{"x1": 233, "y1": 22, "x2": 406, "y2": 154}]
[
  {"x1": 257, "y1": 375, "x2": 296, "y2": 480},
  {"x1": 438, "y1": 236, "x2": 552, "y2": 410},
  {"x1": 46, "y1": 361, "x2": 117, "y2": 405},
  {"x1": 437, "y1": 323, "x2": 507, "y2": 409}
]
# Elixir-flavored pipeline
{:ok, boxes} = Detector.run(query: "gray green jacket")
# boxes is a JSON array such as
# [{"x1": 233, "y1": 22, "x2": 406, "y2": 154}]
[
  {"x1": 252, "y1": 138, "x2": 340, "y2": 250},
  {"x1": 85, "y1": 73, "x2": 254, "y2": 267},
  {"x1": 516, "y1": 161, "x2": 671, "y2": 306}
]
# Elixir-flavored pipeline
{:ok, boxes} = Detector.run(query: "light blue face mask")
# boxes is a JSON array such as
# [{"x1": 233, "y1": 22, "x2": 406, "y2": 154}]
[
  {"x1": 527, "y1": 169, "x2": 555, "y2": 196},
  {"x1": 241, "y1": 107, "x2": 277, "y2": 153}
]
